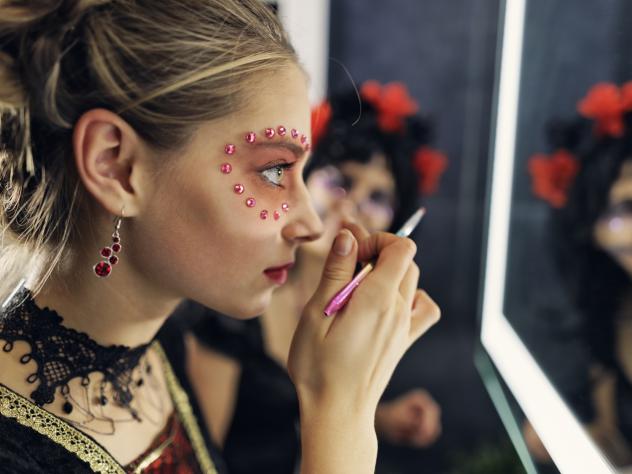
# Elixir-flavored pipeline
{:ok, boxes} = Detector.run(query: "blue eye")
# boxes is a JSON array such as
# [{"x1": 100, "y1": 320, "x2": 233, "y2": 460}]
[{"x1": 261, "y1": 163, "x2": 293, "y2": 187}]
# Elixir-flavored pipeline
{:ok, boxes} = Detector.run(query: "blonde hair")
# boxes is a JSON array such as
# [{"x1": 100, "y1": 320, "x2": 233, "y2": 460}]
[{"x1": 0, "y1": 0, "x2": 297, "y2": 300}]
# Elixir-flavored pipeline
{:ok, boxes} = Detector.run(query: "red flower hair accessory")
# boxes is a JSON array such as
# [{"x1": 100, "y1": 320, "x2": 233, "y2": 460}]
[
  {"x1": 360, "y1": 80, "x2": 420, "y2": 133},
  {"x1": 310, "y1": 100, "x2": 332, "y2": 148},
  {"x1": 413, "y1": 146, "x2": 448, "y2": 196},
  {"x1": 577, "y1": 81, "x2": 632, "y2": 137},
  {"x1": 528, "y1": 149, "x2": 579, "y2": 208}
]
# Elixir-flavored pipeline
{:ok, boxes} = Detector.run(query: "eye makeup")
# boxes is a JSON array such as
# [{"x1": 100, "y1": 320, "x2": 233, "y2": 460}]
[{"x1": 220, "y1": 126, "x2": 308, "y2": 220}]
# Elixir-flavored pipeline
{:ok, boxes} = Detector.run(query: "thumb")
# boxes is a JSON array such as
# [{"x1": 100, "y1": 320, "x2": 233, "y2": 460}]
[{"x1": 312, "y1": 228, "x2": 358, "y2": 308}]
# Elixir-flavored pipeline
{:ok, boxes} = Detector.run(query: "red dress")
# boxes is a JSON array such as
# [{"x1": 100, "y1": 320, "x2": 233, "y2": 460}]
[{"x1": 125, "y1": 412, "x2": 203, "y2": 474}]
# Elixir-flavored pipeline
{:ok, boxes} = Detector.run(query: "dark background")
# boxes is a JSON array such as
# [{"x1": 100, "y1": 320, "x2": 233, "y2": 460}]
[{"x1": 327, "y1": 1, "x2": 514, "y2": 472}]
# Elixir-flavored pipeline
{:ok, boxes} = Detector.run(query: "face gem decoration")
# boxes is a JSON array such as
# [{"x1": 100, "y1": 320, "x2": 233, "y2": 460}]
[
  {"x1": 224, "y1": 130, "x2": 297, "y2": 222},
  {"x1": 300, "y1": 134, "x2": 307, "y2": 144}
]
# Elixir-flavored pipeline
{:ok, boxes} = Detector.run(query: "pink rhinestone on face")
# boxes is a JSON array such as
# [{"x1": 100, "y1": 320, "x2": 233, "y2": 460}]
[
  {"x1": 265, "y1": 128, "x2": 275, "y2": 139},
  {"x1": 281, "y1": 202, "x2": 289, "y2": 212},
  {"x1": 224, "y1": 144, "x2": 236, "y2": 155},
  {"x1": 246, "y1": 197, "x2": 256, "y2": 208},
  {"x1": 260, "y1": 210, "x2": 269, "y2": 220},
  {"x1": 300, "y1": 134, "x2": 307, "y2": 144},
  {"x1": 245, "y1": 132, "x2": 256, "y2": 143},
  {"x1": 273, "y1": 210, "x2": 280, "y2": 221},
  {"x1": 221, "y1": 163, "x2": 232, "y2": 174},
  {"x1": 233, "y1": 184, "x2": 245, "y2": 194},
  {"x1": 277, "y1": 126, "x2": 287, "y2": 136},
  {"x1": 291, "y1": 129, "x2": 299, "y2": 139}
]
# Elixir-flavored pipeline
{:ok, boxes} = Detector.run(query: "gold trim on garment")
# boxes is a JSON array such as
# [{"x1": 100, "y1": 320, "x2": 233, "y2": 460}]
[
  {"x1": 154, "y1": 342, "x2": 218, "y2": 474},
  {"x1": 0, "y1": 383, "x2": 124, "y2": 474},
  {"x1": 0, "y1": 341, "x2": 218, "y2": 474}
]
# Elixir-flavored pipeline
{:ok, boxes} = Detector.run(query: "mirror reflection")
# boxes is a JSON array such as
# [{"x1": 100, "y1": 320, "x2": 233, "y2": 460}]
[{"x1": 502, "y1": 0, "x2": 632, "y2": 470}]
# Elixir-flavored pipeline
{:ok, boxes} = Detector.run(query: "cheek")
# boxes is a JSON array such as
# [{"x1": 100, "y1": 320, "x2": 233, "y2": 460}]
[{"x1": 127, "y1": 166, "x2": 283, "y2": 303}]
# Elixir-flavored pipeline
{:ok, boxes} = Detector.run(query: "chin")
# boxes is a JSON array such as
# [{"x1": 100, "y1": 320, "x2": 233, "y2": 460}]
[{"x1": 207, "y1": 289, "x2": 273, "y2": 320}]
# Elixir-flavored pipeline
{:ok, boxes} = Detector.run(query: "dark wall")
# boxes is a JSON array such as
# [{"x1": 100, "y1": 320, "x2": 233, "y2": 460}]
[{"x1": 329, "y1": 0, "x2": 499, "y2": 334}]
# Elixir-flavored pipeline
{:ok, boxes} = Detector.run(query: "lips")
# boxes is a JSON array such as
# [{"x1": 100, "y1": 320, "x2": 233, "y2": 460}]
[{"x1": 263, "y1": 262, "x2": 294, "y2": 285}]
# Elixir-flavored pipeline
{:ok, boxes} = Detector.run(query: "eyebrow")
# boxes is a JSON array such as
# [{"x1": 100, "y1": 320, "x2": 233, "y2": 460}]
[{"x1": 252, "y1": 141, "x2": 307, "y2": 159}]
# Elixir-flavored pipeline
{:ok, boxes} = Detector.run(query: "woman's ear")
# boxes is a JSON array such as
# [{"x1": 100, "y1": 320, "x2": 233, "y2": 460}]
[{"x1": 73, "y1": 108, "x2": 143, "y2": 216}]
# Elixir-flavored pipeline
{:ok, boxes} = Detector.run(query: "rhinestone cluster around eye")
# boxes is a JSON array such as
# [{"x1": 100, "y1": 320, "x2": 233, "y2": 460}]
[{"x1": 220, "y1": 126, "x2": 308, "y2": 220}]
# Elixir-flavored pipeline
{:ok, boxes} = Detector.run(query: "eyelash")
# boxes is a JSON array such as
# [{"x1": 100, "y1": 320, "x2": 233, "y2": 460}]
[{"x1": 260, "y1": 162, "x2": 295, "y2": 188}]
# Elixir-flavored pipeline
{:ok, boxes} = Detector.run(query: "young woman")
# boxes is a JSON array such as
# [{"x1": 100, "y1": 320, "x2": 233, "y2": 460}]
[
  {"x1": 183, "y1": 83, "x2": 445, "y2": 474},
  {"x1": 524, "y1": 82, "x2": 632, "y2": 466},
  {"x1": 0, "y1": 1, "x2": 440, "y2": 473}
]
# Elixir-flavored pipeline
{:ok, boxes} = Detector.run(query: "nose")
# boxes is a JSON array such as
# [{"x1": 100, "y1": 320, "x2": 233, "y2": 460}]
[{"x1": 281, "y1": 184, "x2": 324, "y2": 244}]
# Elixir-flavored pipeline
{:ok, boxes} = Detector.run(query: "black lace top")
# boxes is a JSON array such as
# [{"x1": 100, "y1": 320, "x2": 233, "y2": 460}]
[{"x1": 0, "y1": 294, "x2": 227, "y2": 474}]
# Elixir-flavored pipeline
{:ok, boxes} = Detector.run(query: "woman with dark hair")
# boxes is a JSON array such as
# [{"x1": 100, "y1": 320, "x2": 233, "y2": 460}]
[
  {"x1": 524, "y1": 82, "x2": 632, "y2": 466},
  {"x1": 183, "y1": 81, "x2": 448, "y2": 474}
]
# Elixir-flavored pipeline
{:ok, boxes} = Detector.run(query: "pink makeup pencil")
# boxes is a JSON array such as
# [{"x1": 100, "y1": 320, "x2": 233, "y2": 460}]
[{"x1": 324, "y1": 206, "x2": 427, "y2": 317}]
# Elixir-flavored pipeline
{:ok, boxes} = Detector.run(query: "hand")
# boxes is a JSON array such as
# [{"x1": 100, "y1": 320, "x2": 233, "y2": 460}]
[
  {"x1": 376, "y1": 389, "x2": 442, "y2": 447},
  {"x1": 288, "y1": 222, "x2": 440, "y2": 473},
  {"x1": 289, "y1": 222, "x2": 440, "y2": 472},
  {"x1": 522, "y1": 420, "x2": 552, "y2": 463}
]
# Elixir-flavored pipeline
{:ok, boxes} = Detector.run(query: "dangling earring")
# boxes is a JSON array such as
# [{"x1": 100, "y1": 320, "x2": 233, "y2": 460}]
[{"x1": 94, "y1": 211, "x2": 123, "y2": 278}]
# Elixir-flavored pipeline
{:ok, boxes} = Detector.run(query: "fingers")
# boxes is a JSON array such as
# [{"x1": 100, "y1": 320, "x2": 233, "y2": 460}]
[
  {"x1": 308, "y1": 229, "x2": 358, "y2": 314},
  {"x1": 399, "y1": 261, "x2": 420, "y2": 312},
  {"x1": 342, "y1": 221, "x2": 370, "y2": 244},
  {"x1": 363, "y1": 237, "x2": 417, "y2": 295},
  {"x1": 354, "y1": 230, "x2": 414, "y2": 265},
  {"x1": 408, "y1": 290, "x2": 441, "y2": 348},
  {"x1": 408, "y1": 390, "x2": 442, "y2": 447}
]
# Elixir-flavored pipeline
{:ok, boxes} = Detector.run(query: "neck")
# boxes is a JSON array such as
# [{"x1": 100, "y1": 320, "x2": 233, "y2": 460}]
[{"x1": 33, "y1": 246, "x2": 182, "y2": 348}]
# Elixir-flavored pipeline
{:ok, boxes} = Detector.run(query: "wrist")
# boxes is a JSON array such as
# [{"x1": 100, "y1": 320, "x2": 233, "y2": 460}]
[{"x1": 298, "y1": 390, "x2": 378, "y2": 473}]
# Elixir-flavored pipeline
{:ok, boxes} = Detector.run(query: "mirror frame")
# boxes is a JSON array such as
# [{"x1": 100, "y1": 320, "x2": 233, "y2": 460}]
[{"x1": 479, "y1": 0, "x2": 619, "y2": 472}]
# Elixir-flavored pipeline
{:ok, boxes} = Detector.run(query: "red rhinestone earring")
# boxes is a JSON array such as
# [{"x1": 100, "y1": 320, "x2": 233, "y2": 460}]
[{"x1": 94, "y1": 213, "x2": 123, "y2": 278}]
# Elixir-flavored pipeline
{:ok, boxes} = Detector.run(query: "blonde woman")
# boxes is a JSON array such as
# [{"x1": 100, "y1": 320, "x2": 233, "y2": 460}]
[{"x1": 0, "y1": 1, "x2": 440, "y2": 473}]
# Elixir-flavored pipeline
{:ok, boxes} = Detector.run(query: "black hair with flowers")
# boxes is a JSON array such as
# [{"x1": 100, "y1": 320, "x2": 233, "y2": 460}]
[
  {"x1": 306, "y1": 81, "x2": 447, "y2": 232},
  {"x1": 534, "y1": 82, "x2": 632, "y2": 367}
]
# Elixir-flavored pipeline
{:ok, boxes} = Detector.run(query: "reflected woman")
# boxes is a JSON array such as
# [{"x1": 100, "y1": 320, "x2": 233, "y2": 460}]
[{"x1": 525, "y1": 81, "x2": 632, "y2": 466}]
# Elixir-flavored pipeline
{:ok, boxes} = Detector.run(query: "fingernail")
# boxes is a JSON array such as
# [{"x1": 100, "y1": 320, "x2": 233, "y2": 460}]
[{"x1": 333, "y1": 230, "x2": 353, "y2": 256}]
